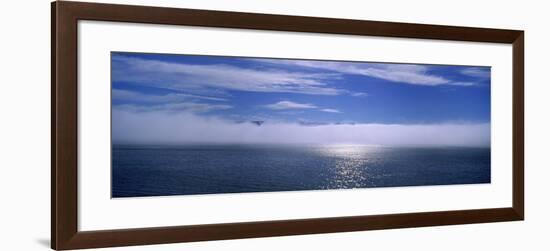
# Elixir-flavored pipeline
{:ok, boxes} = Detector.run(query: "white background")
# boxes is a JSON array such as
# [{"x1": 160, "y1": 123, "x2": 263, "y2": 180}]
[{"x1": 1, "y1": 0, "x2": 548, "y2": 250}]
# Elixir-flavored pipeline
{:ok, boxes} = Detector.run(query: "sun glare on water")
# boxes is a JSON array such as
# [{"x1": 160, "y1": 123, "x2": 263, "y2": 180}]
[{"x1": 315, "y1": 145, "x2": 387, "y2": 189}]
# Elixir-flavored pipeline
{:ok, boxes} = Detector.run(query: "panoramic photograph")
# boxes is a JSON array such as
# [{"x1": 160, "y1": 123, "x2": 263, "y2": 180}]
[{"x1": 111, "y1": 52, "x2": 491, "y2": 198}]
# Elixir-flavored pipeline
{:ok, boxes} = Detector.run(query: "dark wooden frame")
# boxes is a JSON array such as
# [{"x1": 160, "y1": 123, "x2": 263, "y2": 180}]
[{"x1": 52, "y1": 1, "x2": 524, "y2": 250}]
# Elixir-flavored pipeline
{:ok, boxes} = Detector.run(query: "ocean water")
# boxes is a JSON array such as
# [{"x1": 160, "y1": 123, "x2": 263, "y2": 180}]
[{"x1": 112, "y1": 144, "x2": 490, "y2": 198}]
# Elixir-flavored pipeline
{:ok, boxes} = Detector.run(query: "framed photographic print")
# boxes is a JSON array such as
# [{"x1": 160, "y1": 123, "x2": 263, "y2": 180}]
[{"x1": 52, "y1": 1, "x2": 524, "y2": 250}]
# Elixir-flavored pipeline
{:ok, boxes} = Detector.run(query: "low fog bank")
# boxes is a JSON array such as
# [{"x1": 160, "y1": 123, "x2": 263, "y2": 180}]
[{"x1": 112, "y1": 109, "x2": 490, "y2": 147}]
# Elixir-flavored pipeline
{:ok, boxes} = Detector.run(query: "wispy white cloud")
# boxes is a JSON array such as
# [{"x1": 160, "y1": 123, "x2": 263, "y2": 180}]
[
  {"x1": 251, "y1": 59, "x2": 479, "y2": 87},
  {"x1": 264, "y1": 100, "x2": 343, "y2": 114},
  {"x1": 351, "y1": 92, "x2": 369, "y2": 97},
  {"x1": 320, "y1": 108, "x2": 342, "y2": 113},
  {"x1": 264, "y1": 101, "x2": 317, "y2": 110},
  {"x1": 112, "y1": 89, "x2": 231, "y2": 113},
  {"x1": 112, "y1": 55, "x2": 346, "y2": 96},
  {"x1": 460, "y1": 67, "x2": 491, "y2": 78},
  {"x1": 112, "y1": 89, "x2": 228, "y2": 103},
  {"x1": 115, "y1": 103, "x2": 232, "y2": 113},
  {"x1": 448, "y1": 82, "x2": 477, "y2": 87}
]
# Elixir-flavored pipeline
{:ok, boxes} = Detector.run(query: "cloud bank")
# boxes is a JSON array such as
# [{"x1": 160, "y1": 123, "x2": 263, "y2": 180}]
[{"x1": 112, "y1": 109, "x2": 490, "y2": 147}]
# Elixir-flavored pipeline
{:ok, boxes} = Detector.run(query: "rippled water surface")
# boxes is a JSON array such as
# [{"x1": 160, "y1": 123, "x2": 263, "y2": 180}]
[{"x1": 112, "y1": 144, "x2": 490, "y2": 197}]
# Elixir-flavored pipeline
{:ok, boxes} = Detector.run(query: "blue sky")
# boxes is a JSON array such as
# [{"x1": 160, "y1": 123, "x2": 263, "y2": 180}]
[{"x1": 112, "y1": 52, "x2": 490, "y2": 125}]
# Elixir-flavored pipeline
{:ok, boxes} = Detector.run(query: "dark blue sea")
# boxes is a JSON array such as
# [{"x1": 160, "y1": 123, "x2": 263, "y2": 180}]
[{"x1": 112, "y1": 144, "x2": 490, "y2": 198}]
